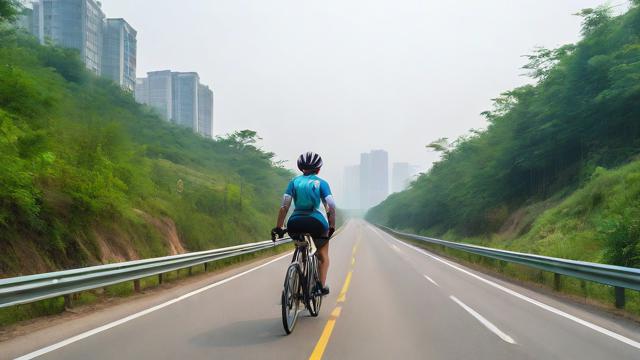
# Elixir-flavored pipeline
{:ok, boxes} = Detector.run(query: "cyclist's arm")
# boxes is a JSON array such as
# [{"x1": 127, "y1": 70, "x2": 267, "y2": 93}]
[
  {"x1": 276, "y1": 194, "x2": 292, "y2": 228},
  {"x1": 323, "y1": 195, "x2": 336, "y2": 230},
  {"x1": 319, "y1": 180, "x2": 336, "y2": 230}
]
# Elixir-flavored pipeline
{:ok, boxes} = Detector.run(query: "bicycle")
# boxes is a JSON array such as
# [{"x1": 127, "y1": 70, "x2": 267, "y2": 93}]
[{"x1": 274, "y1": 229, "x2": 325, "y2": 334}]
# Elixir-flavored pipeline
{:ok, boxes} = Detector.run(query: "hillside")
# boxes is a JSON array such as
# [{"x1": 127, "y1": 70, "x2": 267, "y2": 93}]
[
  {"x1": 0, "y1": 15, "x2": 291, "y2": 275},
  {"x1": 367, "y1": 4, "x2": 640, "y2": 267}
]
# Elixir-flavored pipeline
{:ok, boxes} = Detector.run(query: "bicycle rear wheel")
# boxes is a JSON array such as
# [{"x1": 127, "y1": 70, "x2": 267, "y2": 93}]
[
  {"x1": 306, "y1": 255, "x2": 323, "y2": 317},
  {"x1": 282, "y1": 263, "x2": 301, "y2": 334}
]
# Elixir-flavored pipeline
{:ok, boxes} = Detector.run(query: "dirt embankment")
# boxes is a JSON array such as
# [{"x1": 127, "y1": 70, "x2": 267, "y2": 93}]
[
  {"x1": 133, "y1": 209, "x2": 186, "y2": 255},
  {"x1": 1, "y1": 210, "x2": 186, "y2": 277}
]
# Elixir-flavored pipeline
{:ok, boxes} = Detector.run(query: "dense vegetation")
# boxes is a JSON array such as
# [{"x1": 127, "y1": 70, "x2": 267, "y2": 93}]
[
  {"x1": 368, "y1": 3, "x2": 640, "y2": 267},
  {"x1": 0, "y1": 5, "x2": 291, "y2": 275}
]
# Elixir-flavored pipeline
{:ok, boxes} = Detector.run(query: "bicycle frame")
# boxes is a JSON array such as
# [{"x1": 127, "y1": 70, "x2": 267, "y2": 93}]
[
  {"x1": 281, "y1": 233, "x2": 323, "y2": 334},
  {"x1": 290, "y1": 235, "x2": 316, "y2": 300}
]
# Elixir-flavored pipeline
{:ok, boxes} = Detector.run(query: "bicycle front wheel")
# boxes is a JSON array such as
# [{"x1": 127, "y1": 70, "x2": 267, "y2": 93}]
[{"x1": 282, "y1": 263, "x2": 301, "y2": 334}]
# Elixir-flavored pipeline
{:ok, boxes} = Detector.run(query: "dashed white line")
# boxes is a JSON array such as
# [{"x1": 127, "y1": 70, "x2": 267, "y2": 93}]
[
  {"x1": 14, "y1": 252, "x2": 293, "y2": 360},
  {"x1": 371, "y1": 226, "x2": 640, "y2": 351},
  {"x1": 423, "y1": 274, "x2": 439, "y2": 287},
  {"x1": 450, "y1": 296, "x2": 516, "y2": 344}
]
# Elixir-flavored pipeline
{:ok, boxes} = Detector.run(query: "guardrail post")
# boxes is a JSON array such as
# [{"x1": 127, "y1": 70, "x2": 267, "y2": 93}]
[
  {"x1": 133, "y1": 279, "x2": 141, "y2": 293},
  {"x1": 204, "y1": 262, "x2": 208, "y2": 272},
  {"x1": 614, "y1": 287, "x2": 626, "y2": 309},
  {"x1": 188, "y1": 267, "x2": 193, "y2": 276},
  {"x1": 158, "y1": 273, "x2": 164, "y2": 285},
  {"x1": 553, "y1": 273, "x2": 561, "y2": 291},
  {"x1": 64, "y1": 294, "x2": 73, "y2": 309}
]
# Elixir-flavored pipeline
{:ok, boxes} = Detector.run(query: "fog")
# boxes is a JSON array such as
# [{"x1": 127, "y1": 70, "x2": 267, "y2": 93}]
[{"x1": 102, "y1": 0, "x2": 629, "y2": 200}]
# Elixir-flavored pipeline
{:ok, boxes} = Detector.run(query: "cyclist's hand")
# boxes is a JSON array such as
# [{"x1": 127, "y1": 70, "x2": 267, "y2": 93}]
[
  {"x1": 328, "y1": 227, "x2": 336, "y2": 239},
  {"x1": 271, "y1": 227, "x2": 285, "y2": 241}
]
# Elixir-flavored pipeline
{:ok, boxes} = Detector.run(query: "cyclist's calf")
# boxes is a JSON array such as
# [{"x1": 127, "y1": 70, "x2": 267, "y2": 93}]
[{"x1": 316, "y1": 243, "x2": 330, "y2": 286}]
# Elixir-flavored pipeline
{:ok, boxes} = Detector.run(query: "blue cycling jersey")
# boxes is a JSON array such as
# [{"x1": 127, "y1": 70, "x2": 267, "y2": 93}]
[{"x1": 284, "y1": 174, "x2": 332, "y2": 228}]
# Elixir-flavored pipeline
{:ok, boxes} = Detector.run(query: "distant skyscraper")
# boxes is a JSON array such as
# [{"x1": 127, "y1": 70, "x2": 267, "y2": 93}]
[
  {"x1": 26, "y1": 0, "x2": 137, "y2": 91},
  {"x1": 34, "y1": 0, "x2": 106, "y2": 75},
  {"x1": 359, "y1": 150, "x2": 389, "y2": 209},
  {"x1": 392, "y1": 162, "x2": 410, "y2": 193},
  {"x1": 369, "y1": 150, "x2": 389, "y2": 206},
  {"x1": 30, "y1": 2, "x2": 41, "y2": 37},
  {"x1": 136, "y1": 71, "x2": 215, "y2": 137},
  {"x1": 197, "y1": 84, "x2": 214, "y2": 138},
  {"x1": 172, "y1": 72, "x2": 199, "y2": 130},
  {"x1": 145, "y1": 70, "x2": 174, "y2": 120},
  {"x1": 102, "y1": 18, "x2": 137, "y2": 92},
  {"x1": 134, "y1": 78, "x2": 148, "y2": 104},
  {"x1": 359, "y1": 152, "x2": 372, "y2": 209},
  {"x1": 343, "y1": 165, "x2": 360, "y2": 209}
]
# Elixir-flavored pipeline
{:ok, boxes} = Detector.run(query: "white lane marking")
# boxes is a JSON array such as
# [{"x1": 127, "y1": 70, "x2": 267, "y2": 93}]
[
  {"x1": 423, "y1": 275, "x2": 440, "y2": 287},
  {"x1": 15, "y1": 252, "x2": 293, "y2": 360},
  {"x1": 450, "y1": 296, "x2": 516, "y2": 344},
  {"x1": 372, "y1": 226, "x2": 640, "y2": 351}
]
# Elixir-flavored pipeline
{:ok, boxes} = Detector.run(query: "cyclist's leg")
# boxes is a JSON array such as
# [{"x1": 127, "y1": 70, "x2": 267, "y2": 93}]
[
  {"x1": 287, "y1": 215, "x2": 330, "y2": 287},
  {"x1": 316, "y1": 240, "x2": 329, "y2": 286}
]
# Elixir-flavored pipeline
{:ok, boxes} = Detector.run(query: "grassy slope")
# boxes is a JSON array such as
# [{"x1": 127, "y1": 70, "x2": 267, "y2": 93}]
[
  {"x1": 430, "y1": 160, "x2": 640, "y2": 265},
  {"x1": 0, "y1": 27, "x2": 292, "y2": 276},
  {"x1": 508, "y1": 161, "x2": 640, "y2": 264}
]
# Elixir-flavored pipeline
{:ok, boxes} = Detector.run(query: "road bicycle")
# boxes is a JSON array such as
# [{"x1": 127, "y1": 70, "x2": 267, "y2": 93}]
[{"x1": 275, "y1": 230, "x2": 325, "y2": 334}]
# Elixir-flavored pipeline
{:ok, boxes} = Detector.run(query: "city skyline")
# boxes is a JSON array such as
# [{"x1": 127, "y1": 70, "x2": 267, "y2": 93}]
[
  {"x1": 21, "y1": 0, "x2": 216, "y2": 139},
  {"x1": 343, "y1": 154, "x2": 420, "y2": 210},
  {"x1": 25, "y1": 0, "x2": 135, "y2": 91},
  {"x1": 135, "y1": 70, "x2": 215, "y2": 138},
  {"x1": 98, "y1": 0, "x2": 620, "y2": 204}
]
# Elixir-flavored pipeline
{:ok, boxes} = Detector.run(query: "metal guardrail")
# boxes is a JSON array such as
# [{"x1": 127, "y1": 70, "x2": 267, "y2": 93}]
[
  {"x1": 0, "y1": 238, "x2": 291, "y2": 309},
  {"x1": 376, "y1": 225, "x2": 640, "y2": 308}
]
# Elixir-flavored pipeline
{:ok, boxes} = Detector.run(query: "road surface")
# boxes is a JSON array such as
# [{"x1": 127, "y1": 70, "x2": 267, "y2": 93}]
[{"x1": 3, "y1": 219, "x2": 640, "y2": 359}]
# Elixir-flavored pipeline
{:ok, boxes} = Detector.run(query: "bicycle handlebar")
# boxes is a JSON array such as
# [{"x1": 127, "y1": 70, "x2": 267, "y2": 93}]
[{"x1": 271, "y1": 228, "x2": 331, "y2": 242}]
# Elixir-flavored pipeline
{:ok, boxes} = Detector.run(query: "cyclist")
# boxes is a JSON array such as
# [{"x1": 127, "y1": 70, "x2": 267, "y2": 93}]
[{"x1": 272, "y1": 152, "x2": 336, "y2": 296}]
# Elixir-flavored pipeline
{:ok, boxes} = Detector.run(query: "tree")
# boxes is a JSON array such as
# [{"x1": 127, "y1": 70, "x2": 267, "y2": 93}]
[
  {"x1": 0, "y1": 0, "x2": 19, "y2": 23},
  {"x1": 574, "y1": 6, "x2": 612, "y2": 36},
  {"x1": 426, "y1": 138, "x2": 450, "y2": 153},
  {"x1": 522, "y1": 45, "x2": 575, "y2": 80}
]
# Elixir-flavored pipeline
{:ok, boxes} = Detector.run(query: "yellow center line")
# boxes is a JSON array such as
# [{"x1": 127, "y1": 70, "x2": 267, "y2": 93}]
[
  {"x1": 309, "y1": 235, "x2": 361, "y2": 360},
  {"x1": 336, "y1": 271, "x2": 353, "y2": 303},
  {"x1": 309, "y1": 307, "x2": 342, "y2": 360}
]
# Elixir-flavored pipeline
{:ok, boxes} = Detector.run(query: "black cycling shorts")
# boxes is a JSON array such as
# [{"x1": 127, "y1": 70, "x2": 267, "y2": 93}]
[{"x1": 287, "y1": 216, "x2": 330, "y2": 248}]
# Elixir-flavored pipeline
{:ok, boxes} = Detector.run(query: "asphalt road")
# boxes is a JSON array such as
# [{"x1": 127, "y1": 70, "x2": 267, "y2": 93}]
[{"x1": 4, "y1": 219, "x2": 640, "y2": 359}]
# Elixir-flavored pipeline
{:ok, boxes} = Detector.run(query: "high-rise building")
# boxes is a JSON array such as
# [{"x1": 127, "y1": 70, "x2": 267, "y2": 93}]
[
  {"x1": 197, "y1": 84, "x2": 214, "y2": 138},
  {"x1": 26, "y1": 1, "x2": 137, "y2": 91},
  {"x1": 369, "y1": 150, "x2": 389, "y2": 206},
  {"x1": 102, "y1": 18, "x2": 137, "y2": 92},
  {"x1": 359, "y1": 150, "x2": 389, "y2": 209},
  {"x1": 392, "y1": 162, "x2": 411, "y2": 193},
  {"x1": 172, "y1": 72, "x2": 199, "y2": 130},
  {"x1": 30, "y1": 1, "x2": 42, "y2": 37},
  {"x1": 359, "y1": 153, "x2": 372, "y2": 209},
  {"x1": 343, "y1": 165, "x2": 360, "y2": 209},
  {"x1": 145, "y1": 70, "x2": 174, "y2": 121},
  {"x1": 134, "y1": 78, "x2": 148, "y2": 104},
  {"x1": 136, "y1": 71, "x2": 215, "y2": 137},
  {"x1": 33, "y1": 0, "x2": 105, "y2": 75}
]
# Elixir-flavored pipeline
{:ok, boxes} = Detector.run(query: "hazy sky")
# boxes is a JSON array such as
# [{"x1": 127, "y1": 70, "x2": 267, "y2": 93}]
[{"x1": 102, "y1": 0, "x2": 629, "y2": 199}]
